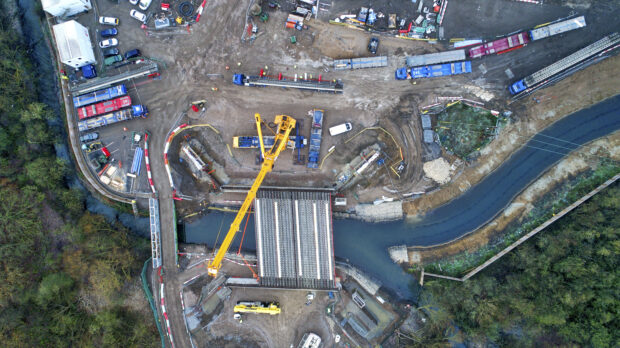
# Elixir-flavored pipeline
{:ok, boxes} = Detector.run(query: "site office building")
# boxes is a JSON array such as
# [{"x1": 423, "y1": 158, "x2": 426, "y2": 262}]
[
  {"x1": 42, "y1": 0, "x2": 92, "y2": 17},
  {"x1": 52, "y1": 20, "x2": 96, "y2": 69}
]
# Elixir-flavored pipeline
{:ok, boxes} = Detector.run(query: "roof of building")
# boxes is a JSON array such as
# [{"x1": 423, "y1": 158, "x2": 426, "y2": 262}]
[
  {"x1": 255, "y1": 190, "x2": 336, "y2": 289},
  {"x1": 420, "y1": 114, "x2": 432, "y2": 129},
  {"x1": 423, "y1": 129, "x2": 435, "y2": 143},
  {"x1": 52, "y1": 20, "x2": 91, "y2": 62}
]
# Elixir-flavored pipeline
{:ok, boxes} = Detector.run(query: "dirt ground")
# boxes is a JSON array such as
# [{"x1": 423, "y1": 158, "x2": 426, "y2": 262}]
[
  {"x1": 404, "y1": 55, "x2": 620, "y2": 216},
  {"x1": 408, "y1": 129, "x2": 620, "y2": 264}
]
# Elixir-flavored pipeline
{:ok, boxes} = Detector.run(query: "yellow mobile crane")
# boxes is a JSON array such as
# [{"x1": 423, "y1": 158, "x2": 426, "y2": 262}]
[
  {"x1": 207, "y1": 113, "x2": 296, "y2": 277},
  {"x1": 233, "y1": 301, "x2": 281, "y2": 315}
]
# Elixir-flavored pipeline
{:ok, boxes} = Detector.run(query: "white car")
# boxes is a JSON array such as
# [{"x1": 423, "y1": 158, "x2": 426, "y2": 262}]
[
  {"x1": 130, "y1": 9, "x2": 147, "y2": 23},
  {"x1": 99, "y1": 38, "x2": 118, "y2": 48},
  {"x1": 129, "y1": 0, "x2": 139, "y2": 4},
  {"x1": 99, "y1": 16, "x2": 119, "y2": 26},
  {"x1": 138, "y1": 0, "x2": 152, "y2": 10}
]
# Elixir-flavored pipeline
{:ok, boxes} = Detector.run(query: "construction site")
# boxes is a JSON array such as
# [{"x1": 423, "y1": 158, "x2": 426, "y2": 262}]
[{"x1": 46, "y1": 0, "x2": 620, "y2": 345}]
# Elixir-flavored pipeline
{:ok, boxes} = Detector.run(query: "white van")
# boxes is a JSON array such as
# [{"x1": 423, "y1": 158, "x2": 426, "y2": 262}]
[{"x1": 329, "y1": 122, "x2": 352, "y2": 136}]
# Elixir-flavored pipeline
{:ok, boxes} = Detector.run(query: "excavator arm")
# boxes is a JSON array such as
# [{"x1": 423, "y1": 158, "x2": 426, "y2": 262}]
[{"x1": 207, "y1": 114, "x2": 296, "y2": 277}]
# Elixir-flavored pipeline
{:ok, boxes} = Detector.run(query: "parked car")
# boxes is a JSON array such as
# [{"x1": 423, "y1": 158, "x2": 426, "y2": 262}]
[
  {"x1": 130, "y1": 9, "x2": 147, "y2": 23},
  {"x1": 102, "y1": 47, "x2": 120, "y2": 57},
  {"x1": 124, "y1": 49, "x2": 141, "y2": 59},
  {"x1": 138, "y1": 0, "x2": 152, "y2": 10},
  {"x1": 368, "y1": 37, "x2": 379, "y2": 54},
  {"x1": 79, "y1": 132, "x2": 99, "y2": 143},
  {"x1": 129, "y1": 0, "x2": 139, "y2": 4},
  {"x1": 99, "y1": 16, "x2": 119, "y2": 26},
  {"x1": 100, "y1": 28, "x2": 118, "y2": 38},
  {"x1": 104, "y1": 54, "x2": 123, "y2": 66},
  {"x1": 99, "y1": 38, "x2": 118, "y2": 48}
]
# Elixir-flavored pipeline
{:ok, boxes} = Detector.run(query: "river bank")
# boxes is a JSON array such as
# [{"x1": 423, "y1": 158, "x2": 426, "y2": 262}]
[
  {"x1": 404, "y1": 54, "x2": 620, "y2": 217},
  {"x1": 409, "y1": 130, "x2": 620, "y2": 275}
]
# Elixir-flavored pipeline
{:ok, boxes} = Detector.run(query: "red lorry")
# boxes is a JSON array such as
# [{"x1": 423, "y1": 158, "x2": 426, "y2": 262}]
[
  {"x1": 77, "y1": 96, "x2": 132, "y2": 120},
  {"x1": 469, "y1": 32, "x2": 530, "y2": 58}
]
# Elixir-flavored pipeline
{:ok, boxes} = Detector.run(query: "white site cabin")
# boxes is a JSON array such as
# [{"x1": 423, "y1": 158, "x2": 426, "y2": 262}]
[
  {"x1": 52, "y1": 20, "x2": 96, "y2": 69},
  {"x1": 41, "y1": 0, "x2": 92, "y2": 17}
]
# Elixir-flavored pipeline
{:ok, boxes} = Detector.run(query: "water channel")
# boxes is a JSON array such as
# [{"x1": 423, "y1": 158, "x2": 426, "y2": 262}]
[{"x1": 185, "y1": 95, "x2": 620, "y2": 299}]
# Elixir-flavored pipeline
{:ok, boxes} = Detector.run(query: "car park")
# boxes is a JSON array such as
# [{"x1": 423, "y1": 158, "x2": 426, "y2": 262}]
[
  {"x1": 99, "y1": 38, "x2": 118, "y2": 48},
  {"x1": 100, "y1": 28, "x2": 118, "y2": 38},
  {"x1": 124, "y1": 49, "x2": 142, "y2": 59},
  {"x1": 99, "y1": 16, "x2": 119, "y2": 26},
  {"x1": 104, "y1": 54, "x2": 123, "y2": 66},
  {"x1": 368, "y1": 37, "x2": 379, "y2": 54},
  {"x1": 102, "y1": 48, "x2": 120, "y2": 57},
  {"x1": 138, "y1": 0, "x2": 152, "y2": 11},
  {"x1": 130, "y1": 9, "x2": 147, "y2": 23}
]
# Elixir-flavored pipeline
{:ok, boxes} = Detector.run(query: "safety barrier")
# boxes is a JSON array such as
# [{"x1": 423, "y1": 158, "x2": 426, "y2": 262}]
[{"x1": 144, "y1": 132, "x2": 156, "y2": 193}]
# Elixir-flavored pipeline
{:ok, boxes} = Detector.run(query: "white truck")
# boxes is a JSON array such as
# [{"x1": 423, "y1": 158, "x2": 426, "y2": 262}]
[{"x1": 328, "y1": 122, "x2": 352, "y2": 136}]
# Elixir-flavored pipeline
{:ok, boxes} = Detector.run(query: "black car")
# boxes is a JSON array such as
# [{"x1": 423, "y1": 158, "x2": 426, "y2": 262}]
[
  {"x1": 102, "y1": 48, "x2": 119, "y2": 57},
  {"x1": 125, "y1": 49, "x2": 142, "y2": 60},
  {"x1": 368, "y1": 37, "x2": 379, "y2": 54}
]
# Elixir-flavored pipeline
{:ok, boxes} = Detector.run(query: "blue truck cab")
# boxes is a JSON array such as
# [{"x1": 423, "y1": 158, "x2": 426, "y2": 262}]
[
  {"x1": 81, "y1": 64, "x2": 97, "y2": 79},
  {"x1": 233, "y1": 74, "x2": 245, "y2": 85},
  {"x1": 509, "y1": 80, "x2": 527, "y2": 95},
  {"x1": 132, "y1": 105, "x2": 149, "y2": 117},
  {"x1": 395, "y1": 67, "x2": 409, "y2": 80}
]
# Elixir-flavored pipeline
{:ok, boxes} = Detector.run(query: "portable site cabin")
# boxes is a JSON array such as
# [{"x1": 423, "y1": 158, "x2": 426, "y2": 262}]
[
  {"x1": 41, "y1": 0, "x2": 91, "y2": 17},
  {"x1": 52, "y1": 20, "x2": 96, "y2": 69}
]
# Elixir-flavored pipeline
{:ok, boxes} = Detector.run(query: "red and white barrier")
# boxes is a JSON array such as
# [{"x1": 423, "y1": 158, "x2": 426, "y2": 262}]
[
  {"x1": 196, "y1": 0, "x2": 207, "y2": 22},
  {"x1": 143, "y1": 133, "x2": 157, "y2": 194},
  {"x1": 163, "y1": 124, "x2": 189, "y2": 197},
  {"x1": 160, "y1": 283, "x2": 175, "y2": 348}
]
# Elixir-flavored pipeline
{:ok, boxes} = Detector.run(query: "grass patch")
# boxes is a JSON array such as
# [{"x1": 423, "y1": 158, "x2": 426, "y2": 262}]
[{"x1": 435, "y1": 102, "x2": 500, "y2": 159}]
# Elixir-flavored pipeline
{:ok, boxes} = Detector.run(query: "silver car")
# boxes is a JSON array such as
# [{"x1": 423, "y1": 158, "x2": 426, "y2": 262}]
[
  {"x1": 99, "y1": 38, "x2": 118, "y2": 48},
  {"x1": 130, "y1": 9, "x2": 147, "y2": 23}
]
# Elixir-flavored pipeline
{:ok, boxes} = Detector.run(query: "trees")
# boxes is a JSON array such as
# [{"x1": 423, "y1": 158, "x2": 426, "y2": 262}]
[{"x1": 424, "y1": 184, "x2": 620, "y2": 346}]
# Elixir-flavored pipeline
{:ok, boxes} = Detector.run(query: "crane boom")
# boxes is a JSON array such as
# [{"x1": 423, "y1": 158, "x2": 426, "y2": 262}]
[{"x1": 207, "y1": 114, "x2": 297, "y2": 277}]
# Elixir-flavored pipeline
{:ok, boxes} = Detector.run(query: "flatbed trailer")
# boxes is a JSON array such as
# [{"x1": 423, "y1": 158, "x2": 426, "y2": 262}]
[
  {"x1": 78, "y1": 105, "x2": 148, "y2": 131},
  {"x1": 233, "y1": 135, "x2": 306, "y2": 149},
  {"x1": 469, "y1": 32, "x2": 530, "y2": 58},
  {"x1": 307, "y1": 109, "x2": 324, "y2": 169},
  {"x1": 73, "y1": 85, "x2": 127, "y2": 108},
  {"x1": 395, "y1": 61, "x2": 472, "y2": 80},
  {"x1": 529, "y1": 16, "x2": 586, "y2": 41},
  {"x1": 77, "y1": 96, "x2": 132, "y2": 120},
  {"x1": 510, "y1": 32, "x2": 620, "y2": 94},
  {"x1": 333, "y1": 56, "x2": 388, "y2": 70},
  {"x1": 233, "y1": 74, "x2": 343, "y2": 93},
  {"x1": 406, "y1": 49, "x2": 466, "y2": 67}
]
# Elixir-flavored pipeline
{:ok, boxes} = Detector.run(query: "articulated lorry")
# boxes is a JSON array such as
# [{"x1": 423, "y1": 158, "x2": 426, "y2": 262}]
[
  {"x1": 73, "y1": 84, "x2": 127, "y2": 108},
  {"x1": 469, "y1": 32, "x2": 530, "y2": 59},
  {"x1": 307, "y1": 109, "x2": 324, "y2": 169},
  {"x1": 77, "y1": 96, "x2": 132, "y2": 120},
  {"x1": 233, "y1": 73, "x2": 343, "y2": 93},
  {"x1": 233, "y1": 135, "x2": 306, "y2": 149},
  {"x1": 509, "y1": 32, "x2": 620, "y2": 95},
  {"x1": 395, "y1": 61, "x2": 472, "y2": 80},
  {"x1": 78, "y1": 105, "x2": 148, "y2": 132}
]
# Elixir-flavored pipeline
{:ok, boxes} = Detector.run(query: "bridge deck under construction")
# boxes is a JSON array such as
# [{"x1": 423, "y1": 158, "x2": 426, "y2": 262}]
[{"x1": 255, "y1": 190, "x2": 336, "y2": 290}]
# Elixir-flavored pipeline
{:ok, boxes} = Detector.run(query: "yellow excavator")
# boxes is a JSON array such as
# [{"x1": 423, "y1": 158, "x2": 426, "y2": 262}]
[{"x1": 207, "y1": 113, "x2": 296, "y2": 277}]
